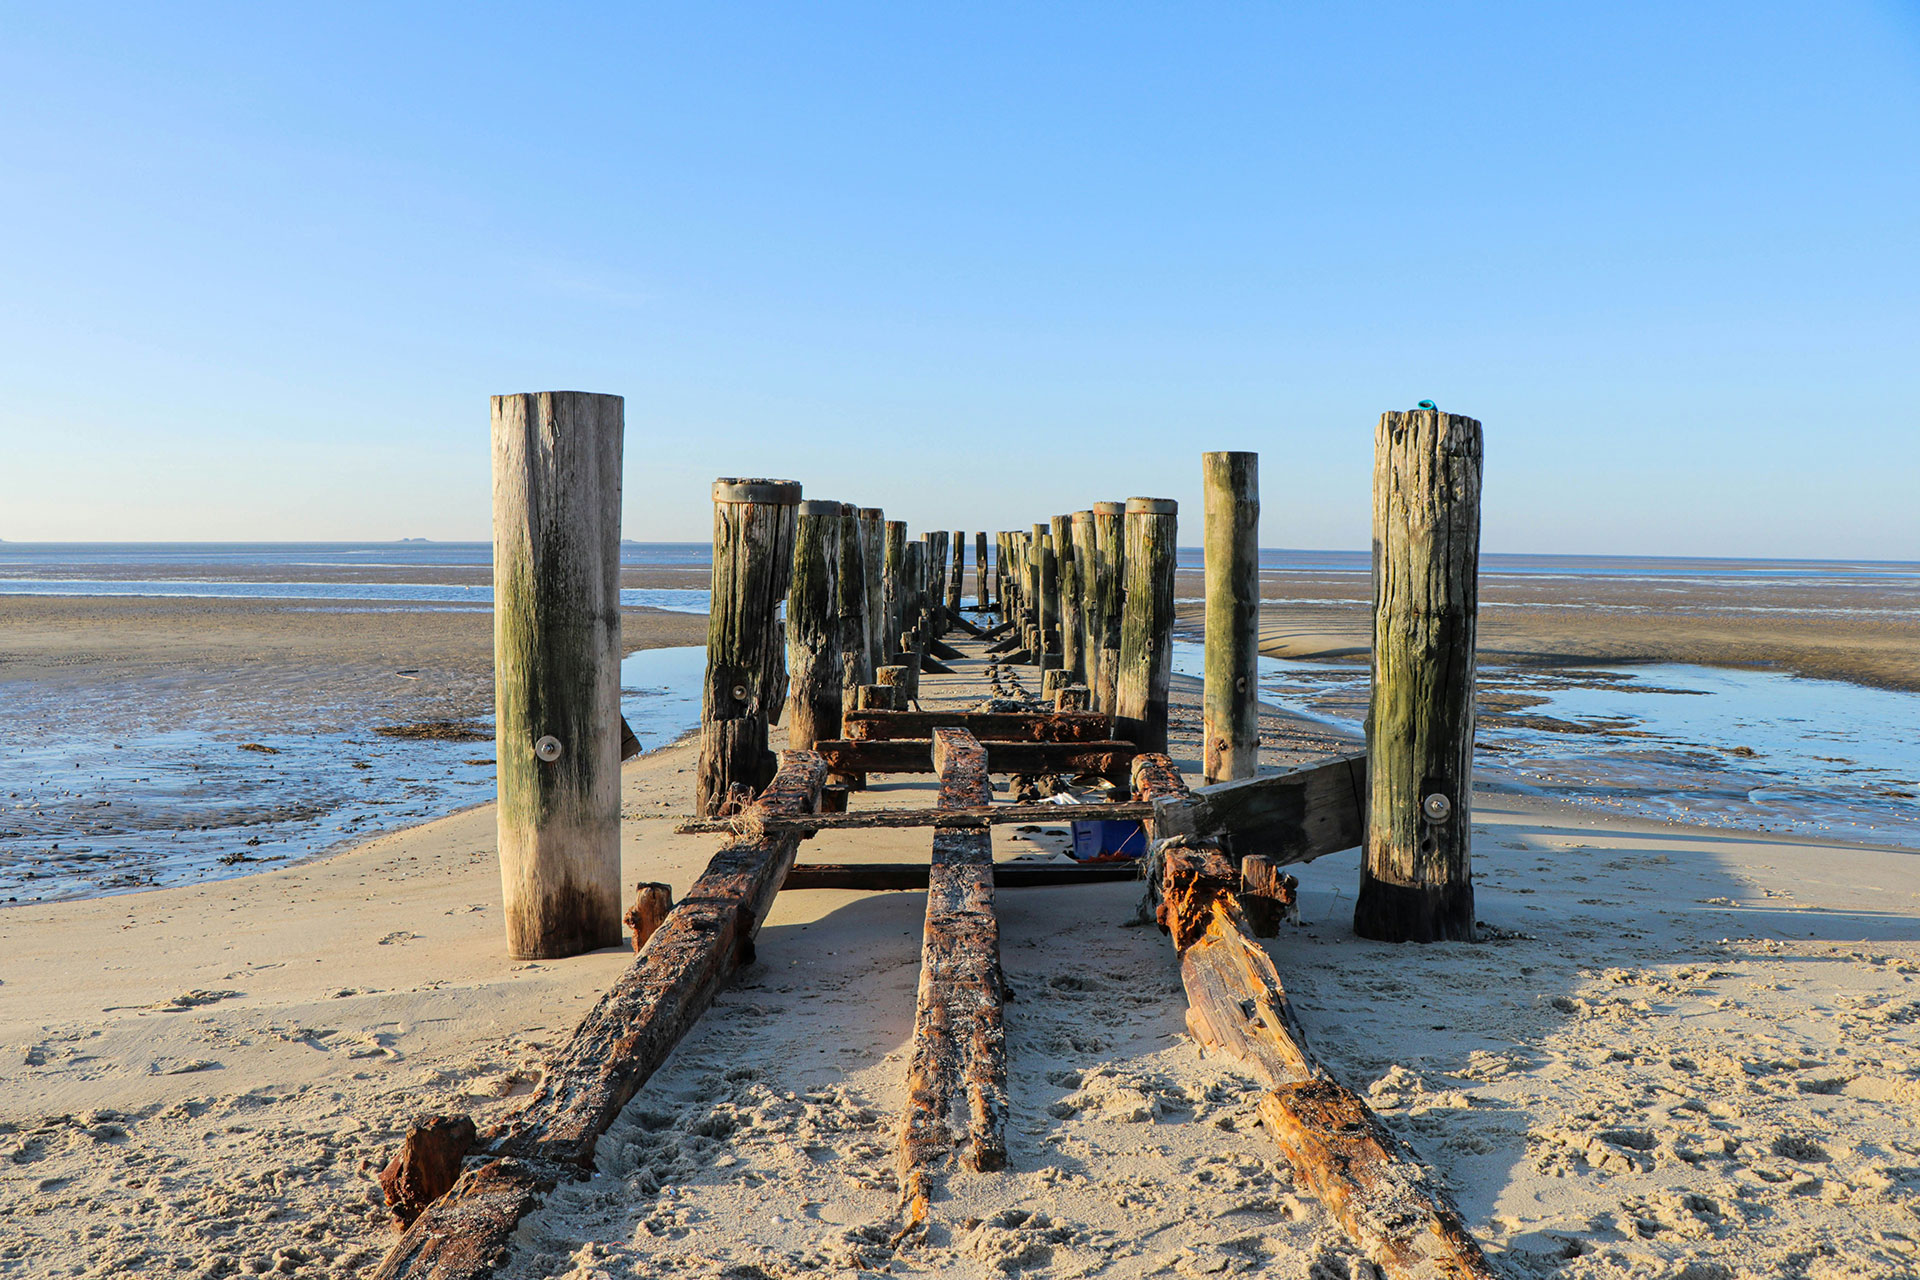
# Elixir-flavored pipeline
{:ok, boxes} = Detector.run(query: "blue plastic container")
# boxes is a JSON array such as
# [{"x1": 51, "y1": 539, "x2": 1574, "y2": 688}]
[{"x1": 1069, "y1": 818, "x2": 1148, "y2": 862}]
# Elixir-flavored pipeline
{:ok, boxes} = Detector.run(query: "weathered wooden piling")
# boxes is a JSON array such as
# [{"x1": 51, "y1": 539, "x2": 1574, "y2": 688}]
[
  {"x1": 1091, "y1": 501, "x2": 1125, "y2": 714},
  {"x1": 1038, "y1": 524, "x2": 1059, "y2": 651},
  {"x1": 1203, "y1": 452, "x2": 1261, "y2": 785},
  {"x1": 1356, "y1": 410, "x2": 1483, "y2": 944},
  {"x1": 884, "y1": 520, "x2": 908, "y2": 664},
  {"x1": 836, "y1": 504, "x2": 873, "y2": 693},
  {"x1": 697, "y1": 478, "x2": 801, "y2": 817},
  {"x1": 491, "y1": 391, "x2": 625, "y2": 960},
  {"x1": 924, "y1": 531, "x2": 948, "y2": 633},
  {"x1": 1054, "y1": 515, "x2": 1081, "y2": 686},
  {"x1": 948, "y1": 531, "x2": 966, "y2": 619},
  {"x1": 1113, "y1": 497, "x2": 1177, "y2": 753},
  {"x1": 976, "y1": 532, "x2": 990, "y2": 611},
  {"x1": 859, "y1": 508, "x2": 887, "y2": 677},
  {"x1": 1069, "y1": 510, "x2": 1095, "y2": 684},
  {"x1": 785, "y1": 500, "x2": 842, "y2": 753},
  {"x1": 1024, "y1": 526, "x2": 1042, "y2": 630}
]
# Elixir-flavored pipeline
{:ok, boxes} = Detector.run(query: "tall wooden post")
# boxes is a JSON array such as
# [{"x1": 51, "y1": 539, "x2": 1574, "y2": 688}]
[
  {"x1": 884, "y1": 520, "x2": 908, "y2": 666},
  {"x1": 491, "y1": 391, "x2": 624, "y2": 960},
  {"x1": 976, "y1": 532, "x2": 991, "y2": 611},
  {"x1": 1053, "y1": 514, "x2": 1080, "y2": 685},
  {"x1": 1024, "y1": 526, "x2": 1042, "y2": 628},
  {"x1": 786, "y1": 500, "x2": 842, "y2": 753},
  {"x1": 1069, "y1": 510, "x2": 1095, "y2": 685},
  {"x1": 1113, "y1": 497, "x2": 1177, "y2": 753},
  {"x1": 1037, "y1": 524, "x2": 1058, "y2": 646},
  {"x1": 1091, "y1": 501, "x2": 1125, "y2": 714},
  {"x1": 697, "y1": 478, "x2": 801, "y2": 817},
  {"x1": 859, "y1": 508, "x2": 886, "y2": 677},
  {"x1": 835, "y1": 504, "x2": 873, "y2": 694},
  {"x1": 927, "y1": 531, "x2": 949, "y2": 632},
  {"x1": 948, "y1": 531, "x2": 966, "y2": 618},
  {"x1": 1356, "y1": 410, "x2": 1483, "y2": 944},
  {"x1": 1202, "y1": 452, "x2": 1260, "y2": 785},
  {"x1": 901, "y1": 541, "x2": 927, "y2": 703}
]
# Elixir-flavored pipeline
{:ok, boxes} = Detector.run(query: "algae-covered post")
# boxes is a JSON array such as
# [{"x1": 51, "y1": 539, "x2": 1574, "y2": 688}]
[
  {"x1": 1356, "y1": 409, "x2": 1483, "y2": 944},
  {"x1": 786, "y1": 500, "x2": 842, "y2": 753},
  {"x1": 859, "y1": 508, "x2": 887, "y2": 677},
  {"x1": 1069, "y1": 510, "x2": 1095, "y2": 685},
  {"x1": 976, "y1": 532, "x2": 990, "y2": 611},
  {"x1": 1056, "y1": 515, "x2": 1081, "y2": 686},
  {"x1": 1091, "y1": 501, "x2": 1125, "y2": 714},
  {"x1": 835, "y1": 504, "x2": 873, "y2": 695},
  {"x1": 884, "y1": 520, "x2": 908, "y2": 665},
  {"x1": 948, "y1": 531, "x2": 966, "y2": 620},
  {"x1": 1203, "y1": 451, "x2": 1261, "y2": 785},
  {"x1": 490, "y1": 390, "x2": 625, "y2": 960},
  {"x1": 1114, "y1": 497, "x2": 1177, "y2": 753},
  {"x1": 697, "y1": 478, "x2": 801, "y2": 816}
]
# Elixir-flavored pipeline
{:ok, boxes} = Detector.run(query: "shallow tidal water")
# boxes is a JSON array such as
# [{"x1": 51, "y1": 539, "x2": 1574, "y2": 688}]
[
  {"x1": 0, "y1": 646, "x2": 706, "y2": 905},
  {"x1": 1174, "y1": 642, "x2": 1920, "y2": 849}
]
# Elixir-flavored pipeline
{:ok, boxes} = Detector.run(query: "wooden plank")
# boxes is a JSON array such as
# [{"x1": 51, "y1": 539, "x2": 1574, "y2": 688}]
[
  {"x1": 781, "y1": 861, "x2": 1142, "y2": 890},
  {"x1": 814, "y1": 737, "x2": 1136, "y2": 778},
  {"x1": 373, "y1": 751, "x2": 827, "y2": 1279},
  {"x1": 676, "y1": 799, "x2": 1151, "y2": 836},
  {"x1": 1134, "y1": 751, "x2": 1495, "y2": 1280},
  {"x1": 1178, "y1": 752, "x2": 1368, "y2": 866},
  {"x1": 842, "y1": 709, "x2": 1113, "y2": 742},
  {"x1": 898, "y1": 730, "x2": 1007, "y2": 1234}
]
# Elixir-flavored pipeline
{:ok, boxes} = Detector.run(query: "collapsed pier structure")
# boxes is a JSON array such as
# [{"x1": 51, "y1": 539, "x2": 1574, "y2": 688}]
[{"x1": 369, "y1": 393, "x2": 1492, "y2": 1279}]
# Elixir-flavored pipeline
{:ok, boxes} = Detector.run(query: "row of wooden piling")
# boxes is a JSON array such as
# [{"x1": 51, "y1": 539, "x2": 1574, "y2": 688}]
[
  {"x1": 697, "y1": 486, "x2": 994, "y2": 819},
  {"x1": 489, "y1": 392, "x2": 1484, "y2": 963}
]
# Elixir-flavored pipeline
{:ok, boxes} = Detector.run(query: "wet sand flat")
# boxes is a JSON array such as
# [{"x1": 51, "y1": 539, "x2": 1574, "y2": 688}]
[{"x1": 1165, "y1": 567, "x2": 1920, "y2": 691}]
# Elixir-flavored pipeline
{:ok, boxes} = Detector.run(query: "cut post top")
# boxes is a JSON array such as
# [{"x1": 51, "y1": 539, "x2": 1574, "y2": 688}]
[
  {"x1": 797, "y1": 499, "x2": 842, "y2": 516},
  {"x1": 858, "y1": 506, "x2": 884, "y2": 520},
  {"x1": 1126, "y1": 497, "x2": 1178, "y2": 514},
  {"x1": 491, "y1": 390, "x2": 624, "y2": 407},
  {"x1": 1093, "y1": 501, "x2": 1125, "y2": 515},
  {"x1": 713, "y1": 478, "x2": 802, "y2": 505}
]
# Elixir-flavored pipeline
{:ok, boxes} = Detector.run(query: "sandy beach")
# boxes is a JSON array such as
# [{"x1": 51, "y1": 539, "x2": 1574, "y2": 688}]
[{"x1": 5, "y1": 613, "x2": 1919, "y2": 1278}]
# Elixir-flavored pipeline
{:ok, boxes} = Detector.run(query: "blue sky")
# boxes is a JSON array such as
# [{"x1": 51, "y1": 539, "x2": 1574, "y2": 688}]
[{"x1": 1, "y1": 3, "x2": 1916, "y2": 555}]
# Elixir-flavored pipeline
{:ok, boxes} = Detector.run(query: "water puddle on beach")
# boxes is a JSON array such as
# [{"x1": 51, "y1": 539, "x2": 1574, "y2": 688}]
[
  {"x1": 0, "y1": 646, "x2": 707, "y2": 905},
  {"x1": 1175, "y1": 642, "x2": 1920, "y2": 849}
]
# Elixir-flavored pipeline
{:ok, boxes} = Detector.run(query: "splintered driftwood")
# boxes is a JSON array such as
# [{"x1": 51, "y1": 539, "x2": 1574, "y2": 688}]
[
  {"x1": 898, "y1": 728, "x2": 1008, "y2": 1234},
  {"x1": 1133, "y1": 754, "x2": 1494, "y2": 1280},
  {"x1": 372, "y1": 751, "x2": 828, "y2": 1280}
]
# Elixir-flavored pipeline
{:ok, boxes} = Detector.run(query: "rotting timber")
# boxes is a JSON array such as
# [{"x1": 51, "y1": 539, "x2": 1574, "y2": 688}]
[
  {"x1": 374, "y1": 437, "x2": 1500, "y2": 1274},
  {"x1": 1136, "y1": 753, "x2": 1496, "y2": 1280}
]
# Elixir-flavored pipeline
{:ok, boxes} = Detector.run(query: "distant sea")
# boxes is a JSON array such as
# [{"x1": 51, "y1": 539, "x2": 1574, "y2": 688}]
[{"x1": 4, "y1": 543, "x2": 1918, "y2": 608}]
